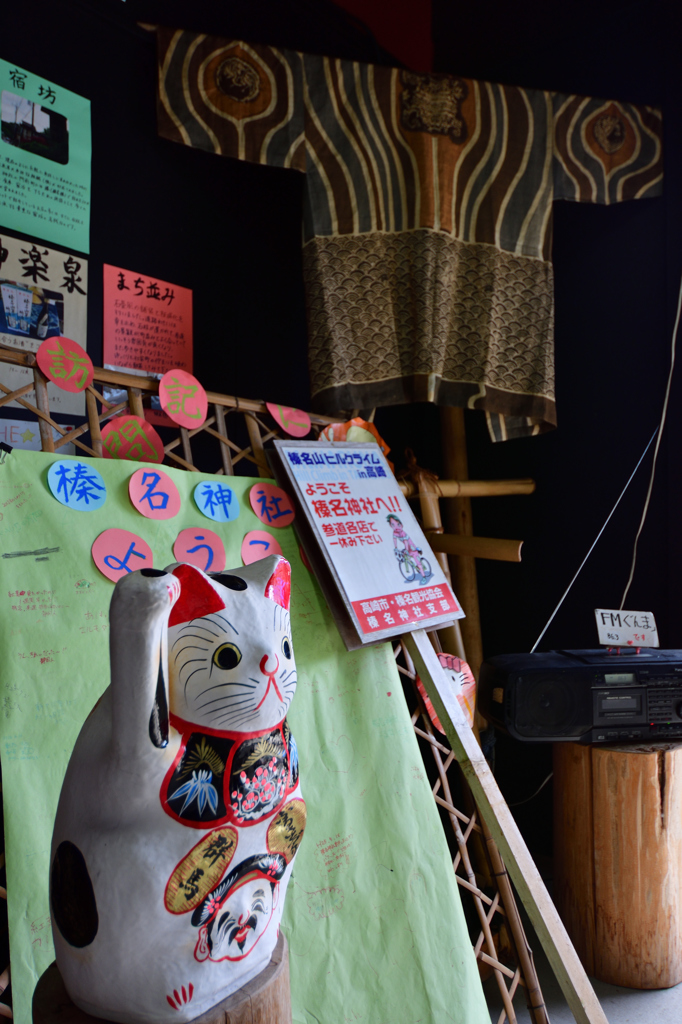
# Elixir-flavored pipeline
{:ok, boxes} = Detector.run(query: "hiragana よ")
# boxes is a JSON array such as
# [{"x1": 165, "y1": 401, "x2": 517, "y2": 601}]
[
  {"x1": 255, "y1": 489, "x2": 293, "y2": 524},
  {"x1": 9, "y1": 69, "x2": 26, "y2": 90},
  {"x1": 116, "y1": 272, "x2": 130, "y2": 291},
  {"x1": 54, "y1": 462, "x2": 105, "y2": 507},
  {"x1": 138, "y1": 471, "x2": 169, "y2": 511},
  {"x1": 61, "y1": 256, "x2": 86, "y2": 295},
  {"x1": 18, "y1": 245, "x2": 49, "y2": 284},
  {"x1": 199, "y1": 484, "x2": 233, "y2": 519},
  {"x1": 38, "y1": 84, "x2": 56, "y2": 105},
  {"x1": 163, "y1": 377, "x2": 202, "y2": 420},
  {"x1": 103, "y1": 540, "x2": 147, "y2": 575},
  {"x1": 46, "y1": 340, "x2": 90, "y2": 390}
]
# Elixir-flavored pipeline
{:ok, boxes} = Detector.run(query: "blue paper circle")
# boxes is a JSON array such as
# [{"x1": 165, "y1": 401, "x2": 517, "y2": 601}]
[
  {"x1": 47, "y1": 460, "x2": 107, "y2": 511},
  {"x1": 192, "y1": 481, "x2": 240, "y2": 523}
]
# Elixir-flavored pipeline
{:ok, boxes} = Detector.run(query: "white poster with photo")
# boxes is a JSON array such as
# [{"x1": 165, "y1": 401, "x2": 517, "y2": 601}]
[
  {"x1": 275, "y1": 440, "x2": 464, "y2": 645},
  {"x1": 0, "y1": 232, "x2": 87, "y2": 415}
]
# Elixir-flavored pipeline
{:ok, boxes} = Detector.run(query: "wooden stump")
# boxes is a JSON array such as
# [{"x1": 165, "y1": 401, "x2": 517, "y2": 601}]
[
  {"x1": 33, "y1": 933, "x2": 291, "y2": 1024},
  {"x1": 554, "y1": 741, "x2": 682, "y2": 989}
]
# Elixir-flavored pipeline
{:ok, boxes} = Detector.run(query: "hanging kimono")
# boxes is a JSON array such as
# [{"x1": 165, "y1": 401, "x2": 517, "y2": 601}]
[{"x1": 157, "y1": 29, "x2": 662, "y2": 440}]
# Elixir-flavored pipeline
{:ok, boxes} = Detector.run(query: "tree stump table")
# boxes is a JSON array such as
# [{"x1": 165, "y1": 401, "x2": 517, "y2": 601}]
[
  {"x1": 554, "y1": 741, "x2": 682, "y2": 989},
  {"x1": 33, "y1": 933, "x2": 291, "y2": 1024}
]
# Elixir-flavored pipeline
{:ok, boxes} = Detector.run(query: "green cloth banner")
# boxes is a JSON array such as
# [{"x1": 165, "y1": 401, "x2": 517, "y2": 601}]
[{"x1": 0, "y1": 450, "x2": 488, "y2": 1024}]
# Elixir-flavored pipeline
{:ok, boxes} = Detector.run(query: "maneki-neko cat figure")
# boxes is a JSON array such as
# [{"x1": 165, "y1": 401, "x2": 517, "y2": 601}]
[{"x1": 50, "y1": 556, "x2": 305, "y2": 1023}]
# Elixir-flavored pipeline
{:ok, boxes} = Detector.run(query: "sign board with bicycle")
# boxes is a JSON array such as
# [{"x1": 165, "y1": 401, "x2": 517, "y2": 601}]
[{"x1": 269, "y1": 440, "x2": 463, "y2": 649}]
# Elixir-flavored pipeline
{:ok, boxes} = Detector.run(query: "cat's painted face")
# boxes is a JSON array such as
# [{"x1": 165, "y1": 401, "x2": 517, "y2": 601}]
[{"x1": 166, "y1": 557, "x2": 296, "y2": 734}]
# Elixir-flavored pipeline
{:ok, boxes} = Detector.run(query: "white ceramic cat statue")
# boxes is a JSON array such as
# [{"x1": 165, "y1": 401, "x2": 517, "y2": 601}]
[{"x1": 50, "y1": 556, "x2": 305, "y2": 1023}]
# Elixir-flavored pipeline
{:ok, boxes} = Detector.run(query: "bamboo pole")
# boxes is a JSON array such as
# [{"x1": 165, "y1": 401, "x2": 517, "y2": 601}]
[
  {"x1": 415, "y1": 479, "x2": 466, "y2": 661},
  {"x1": 400, "y1": 478, "x2": 536, "y2": 499},
  {"x1": 32, "y1": 367, "x2": 55, "y2": 453},
  {"x1": 213, "y1": 404, "x2": 234, "y2": 475},
  {"x1": 126, "y1": 387, "x2": 145, "y2": 420},
  {"x1": 85, "y1": 388, "x2": 102, "y2": 457},
  {"x1": 427, "y1": 532, "x2": 523, "y2": 563},
  {"x1": 245, "y1": 412, "x2": 271, "y2": 478},
  {"x1": 439, "y1": 408, "x2": 484, "y2": 680},
  {"x1": 180, "y1": 427, "x2": 194, "y2": 467}
]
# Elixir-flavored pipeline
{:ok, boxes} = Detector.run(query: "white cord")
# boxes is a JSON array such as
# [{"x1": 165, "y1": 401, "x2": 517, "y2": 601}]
[
  {"x1": 530, "y1": 428, "x2": 658, "y2": 653},
  {"x1": 620, "y1": 272, "x2": 682, "y2": 608},
  {"x1": 509, "y1": 772, "x2": 553, "y2": 807}
]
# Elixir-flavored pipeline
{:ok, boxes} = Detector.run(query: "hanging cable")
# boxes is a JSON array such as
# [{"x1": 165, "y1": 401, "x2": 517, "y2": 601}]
[
  {"x1": 620, "y1": 271, "x2": 682, "y2": 608},
  {"x1": 530, "y1": 428, "x2": 658, "y2": 653}
]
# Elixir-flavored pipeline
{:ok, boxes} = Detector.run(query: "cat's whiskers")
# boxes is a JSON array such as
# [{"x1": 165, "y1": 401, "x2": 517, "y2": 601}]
[
  {"x1": 196, "y1": 694, "x2": 257, "y2": 712},
  {"x1": 171, "y1": 632, "x2": 214, "y2": 652},
  {"x1": 195, "y1": 680, "x2": 257, "y2": 699}
]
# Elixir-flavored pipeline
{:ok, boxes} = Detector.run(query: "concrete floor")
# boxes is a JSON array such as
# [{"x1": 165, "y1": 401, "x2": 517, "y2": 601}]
[{"x1": 483, "y1": 929, "x2": 682, "y2": 1023}]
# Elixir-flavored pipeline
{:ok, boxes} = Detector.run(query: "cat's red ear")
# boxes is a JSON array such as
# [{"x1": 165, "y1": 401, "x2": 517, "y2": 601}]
[
  {"x1": 169, "y1": 564, "x2": 226, "y2": 626},
  {"x1": 265, "y1": 558, "x2": 291, "y2": 610}
]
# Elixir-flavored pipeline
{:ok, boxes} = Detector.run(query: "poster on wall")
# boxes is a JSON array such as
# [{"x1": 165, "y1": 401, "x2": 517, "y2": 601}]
[
  {"x1": 102, "y1": 264, "x2": 193, "y2": 424},
  {"x1": 270, "y1": 440, "x2": 463, "y2": 648},
  {"x1": 0, "y1": 60, "x2": 91, "y2": 253},
  {"x1": 0, "y1": 232, "x2": 88, "y2": 415}
]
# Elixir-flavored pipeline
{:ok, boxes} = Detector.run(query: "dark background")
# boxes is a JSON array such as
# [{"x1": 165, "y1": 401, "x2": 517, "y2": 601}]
[{"x1": 1, "y1": 0, "x2": 680, "y2": 854}]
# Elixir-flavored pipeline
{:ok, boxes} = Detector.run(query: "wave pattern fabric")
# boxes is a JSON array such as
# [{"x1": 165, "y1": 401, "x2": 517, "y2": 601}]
[{"x1": 157, "y1": 29, "x2": 662, "y2": 440}]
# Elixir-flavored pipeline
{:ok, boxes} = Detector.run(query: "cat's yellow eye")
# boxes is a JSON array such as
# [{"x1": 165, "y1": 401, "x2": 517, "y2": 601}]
[
  {"x1": 281, "y1": 636, "x2": 292, "y2": 660},
  {"x1": 212, "y1": 643, "x2": 242, "y2": 671}
]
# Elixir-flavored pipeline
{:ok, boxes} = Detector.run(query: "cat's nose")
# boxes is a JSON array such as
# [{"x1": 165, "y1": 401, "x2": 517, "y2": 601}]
[{"x1": 259, "y1": 654, "x2": 279, "y2": 676}]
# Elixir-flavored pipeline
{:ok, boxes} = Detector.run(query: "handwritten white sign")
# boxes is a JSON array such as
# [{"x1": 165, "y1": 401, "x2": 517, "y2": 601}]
[{"x1": 595, "y1": 609, "x2": 659, "y2": 648}]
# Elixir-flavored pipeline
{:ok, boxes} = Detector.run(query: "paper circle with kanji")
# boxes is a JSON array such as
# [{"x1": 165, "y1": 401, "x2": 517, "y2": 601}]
[
  {"x1": 192, "y1": 480, "x2": 240, "y2": 523},
  {"x1": 92, "y1": 529, "x2": 153, "y2": 583},
  {"x1": 36, "y1": 336, "x2": 94, "y2": 393},
  {"x1": 248, "y1": 483, "x2": 295, "y2": 528},
  {"x1": 241, "y1": 530, "x2": 284, "y2": 565},
  {"x1": 174, "y1": 527, "x2": 226, "y2": 574},
  {"x1": 47, "y1": 459, "x2": 107, "y2": 511},
  {"x1": 159, "y1": 369, "x2": 208, "y2": 428},
  {"x1": 101, "y1": 415, "x2": 165, "y2": 464},
  {"x1": 266, "y1": 402, "x2": 311, "y2": 438},
  {"x1": 129, "y1": 467, "x2": 181, "y2": 520}
]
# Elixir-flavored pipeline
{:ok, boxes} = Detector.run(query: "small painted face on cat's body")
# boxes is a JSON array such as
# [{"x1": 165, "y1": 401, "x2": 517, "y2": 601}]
[{"x1": 168, "y1": 567, "x2": 296, "y2": 733}]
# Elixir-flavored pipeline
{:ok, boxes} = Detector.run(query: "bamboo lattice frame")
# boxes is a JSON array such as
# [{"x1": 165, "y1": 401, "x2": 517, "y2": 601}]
[{"x1": 0, "y1": 346, "x2": 546, "y2": 1022}]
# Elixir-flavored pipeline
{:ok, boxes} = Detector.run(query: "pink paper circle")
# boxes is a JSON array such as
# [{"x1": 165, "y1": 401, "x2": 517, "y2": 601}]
[
  {"x1": 159, "y1": 369, "x2": 208, "y2": 428},
  {"x1": 101, "y1": 415, "x2": 165, "y2": 464},
  {"x1": 36, "y1": 336, "x2": 93, "y2": 393},
  {"x1": 128, "y1": 467, "x2": 181, "y2": 520},
  {"x1": 266, "y1": 402, "x2": 311, "y2": 438},
  {"x1": 241, "y1": 530, "x2": 284, "y2": 565},
  {"x1": 248, "y1": 483, "x2": 295, "y2": 528},
  {"x1": 92, "y1": 529, "x2": 153, "y2": 583},
  {"x1": 174, "y1": 527, "x2": 226, "y2": 574}
]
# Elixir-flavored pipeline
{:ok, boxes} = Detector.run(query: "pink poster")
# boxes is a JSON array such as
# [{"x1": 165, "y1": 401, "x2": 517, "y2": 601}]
[{"x1": 102, "y1": 264, "x2": 193, "y2": 425}]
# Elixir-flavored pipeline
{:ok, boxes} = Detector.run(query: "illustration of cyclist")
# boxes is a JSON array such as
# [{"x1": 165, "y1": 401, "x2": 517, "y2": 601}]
[{"x1": 387, "y1": 514, "x2": 432, "y2": 584}]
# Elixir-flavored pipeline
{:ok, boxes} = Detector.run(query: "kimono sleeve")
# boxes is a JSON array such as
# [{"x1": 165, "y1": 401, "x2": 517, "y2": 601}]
[
  {"x1": 156, "y1": 28, "x2": 306, "y2": 172},
  {"x1": 553, "y1": 92, "x2": 662, "y2": 204}
]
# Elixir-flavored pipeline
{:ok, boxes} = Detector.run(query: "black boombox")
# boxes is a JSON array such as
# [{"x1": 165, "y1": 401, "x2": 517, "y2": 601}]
[{"x1": 478, "y1": 649, "x2": 682, "y2": 744}]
